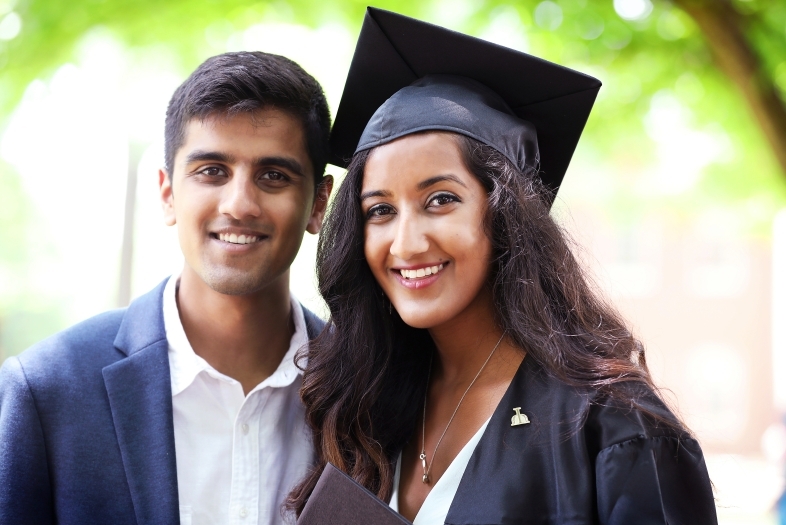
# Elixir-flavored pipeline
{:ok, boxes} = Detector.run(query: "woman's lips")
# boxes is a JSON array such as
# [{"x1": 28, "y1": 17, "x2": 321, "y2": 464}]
[{"x1": 392, "y1": 263, "x2": 447, "y2": 290}]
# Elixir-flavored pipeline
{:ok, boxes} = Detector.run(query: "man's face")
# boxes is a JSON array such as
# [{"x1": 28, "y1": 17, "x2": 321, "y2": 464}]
[{"x1": 160, "y1": 108, "x2": 330, "y2": 296}]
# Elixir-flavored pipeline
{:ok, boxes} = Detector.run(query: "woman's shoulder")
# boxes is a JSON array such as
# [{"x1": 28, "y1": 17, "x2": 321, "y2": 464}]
[
  {"x1": 582, "y1": 380, "x2": 690, "y2": 453},
  {"x1": 516, "y1": 358, "x2": 689, "y2": 452}
]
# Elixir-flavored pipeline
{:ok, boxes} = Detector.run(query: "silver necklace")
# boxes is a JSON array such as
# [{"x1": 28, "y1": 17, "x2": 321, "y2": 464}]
[{"x1": 420, "y1": 332, "x2": 506, "y2": 484}]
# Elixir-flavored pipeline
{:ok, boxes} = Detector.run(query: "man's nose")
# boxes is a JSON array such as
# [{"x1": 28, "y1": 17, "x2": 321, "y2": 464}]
[
  {"x1": 389, "y1": 211, "x2": 430, "y2": 260},
  {"x1": 218, "y1": 174, "x2": 262, "y2": 220}
]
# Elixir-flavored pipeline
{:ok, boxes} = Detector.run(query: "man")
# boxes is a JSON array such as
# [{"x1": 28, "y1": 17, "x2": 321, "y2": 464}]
[{"x1": 0, "y1": 51, "x2": 333, "y2": 525}]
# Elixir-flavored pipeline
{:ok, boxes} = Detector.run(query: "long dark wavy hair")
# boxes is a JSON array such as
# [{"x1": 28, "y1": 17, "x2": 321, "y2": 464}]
[{"x1": 286, "y1": 133, "x2": 678, "y2": 516}]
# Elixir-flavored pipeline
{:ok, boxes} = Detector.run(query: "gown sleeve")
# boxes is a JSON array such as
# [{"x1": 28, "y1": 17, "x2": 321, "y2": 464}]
[{"x1": 594, "y1": 435, "x2": 717, "y2": 525}]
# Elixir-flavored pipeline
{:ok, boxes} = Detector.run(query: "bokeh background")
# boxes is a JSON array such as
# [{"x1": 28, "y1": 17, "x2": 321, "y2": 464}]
[{"x1": 1, "y1": 0, "x2": 785, "y2": 522}]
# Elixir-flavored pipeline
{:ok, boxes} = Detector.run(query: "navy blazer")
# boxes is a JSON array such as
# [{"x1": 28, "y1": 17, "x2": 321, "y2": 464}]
[{"x1": 0, "y1": 279, "x2": 324, "y2": 525}]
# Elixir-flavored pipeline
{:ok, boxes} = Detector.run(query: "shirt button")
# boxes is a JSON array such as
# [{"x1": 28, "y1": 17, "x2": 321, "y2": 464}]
[
  {"x1": 239, "y1": 506, "x2": 248, "y2": 518},
  {"x1": 241, "y1": 423, "x2": 249, "y2": 435}
]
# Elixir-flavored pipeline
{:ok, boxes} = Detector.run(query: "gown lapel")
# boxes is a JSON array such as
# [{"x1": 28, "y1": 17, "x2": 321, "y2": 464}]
[
  {"x1": 444, "y1": 357, "x2": 591, "y2": 525},
  {"x1": 103, "y1": 280, "x2": 179, "y2": 525}
]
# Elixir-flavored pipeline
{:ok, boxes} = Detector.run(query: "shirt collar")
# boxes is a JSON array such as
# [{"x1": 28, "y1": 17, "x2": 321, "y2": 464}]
[{"x1": 163, "y1": 275, "x2": 308, "y2": 397}]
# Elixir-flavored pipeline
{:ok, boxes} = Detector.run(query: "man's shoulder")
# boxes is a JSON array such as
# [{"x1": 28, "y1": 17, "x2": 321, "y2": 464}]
[
  {"x1": 8, "y1": 279, "x2": 170, "y2": 386},
  {"x1": 14, "y1": 308, "x2": 127, "y2": 373},
  {"x1": 0, "y1": 309, "x2": 130, "y2": 408}
]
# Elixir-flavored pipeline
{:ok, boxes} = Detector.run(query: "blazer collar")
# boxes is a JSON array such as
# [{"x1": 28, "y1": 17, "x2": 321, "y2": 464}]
[
  {"x1": 114, "y1": 278, "x2": 325, "y2": 354},
  {"x1": 103, "y1": 279, "x2": 324, "y2": 525},
  {"x1": 104, "y1": 278, "x2": 179, "y2": 525},
  {"x1": 303, "y1": 305, "x2": 325, "y2": 341},
  {"x1": 113, "y1": 278, "x2": 169, "y2": 357}
]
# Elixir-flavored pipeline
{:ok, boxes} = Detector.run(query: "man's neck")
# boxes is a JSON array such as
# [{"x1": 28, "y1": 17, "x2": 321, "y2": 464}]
[{"x1": 176, "y1": 268, "x2": 295, "y2": 395}]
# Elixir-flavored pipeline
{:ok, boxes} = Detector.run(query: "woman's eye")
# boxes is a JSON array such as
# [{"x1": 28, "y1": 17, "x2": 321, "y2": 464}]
[
  {"x1": 366, "y1": 204, "x2": 395, "y2": 220},
  {"x1": 428, "y1": 192, "x2": 460, "y2": 207}
]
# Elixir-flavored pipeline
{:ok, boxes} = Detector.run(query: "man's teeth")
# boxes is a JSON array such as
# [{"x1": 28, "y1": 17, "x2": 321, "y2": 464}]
[
  {"x1": 218, "y1": 233, "x2": 260, "y2": 245},
  {"x1": 400, "y1": 264, "x2": 445, "y2": 279}
]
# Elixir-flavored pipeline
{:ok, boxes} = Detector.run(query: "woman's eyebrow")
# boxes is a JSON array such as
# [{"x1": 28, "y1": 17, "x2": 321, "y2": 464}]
[
  {"x1": 360, "y1": 174, "x2": 466, "y2": 201},
  {"x1": 360, "y1": 189, "x2": 392, "y2": 201},
  {"x1": 417, "y1": 174, "x2": 467, "y2": 190}
]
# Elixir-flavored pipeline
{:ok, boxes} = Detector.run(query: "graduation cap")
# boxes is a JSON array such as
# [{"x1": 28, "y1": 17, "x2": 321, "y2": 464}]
[{"x1": 329, "y1": 7, "x2": 602, "y2": 199}]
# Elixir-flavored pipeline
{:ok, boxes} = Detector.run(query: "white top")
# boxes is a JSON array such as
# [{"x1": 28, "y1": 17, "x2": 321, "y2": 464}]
[
  {"x1": 390, "y1": 418, "x2": 490, "y2": 525},
  {"x1": 163, "y1": 276, "x2": 313, "y2": 525}
]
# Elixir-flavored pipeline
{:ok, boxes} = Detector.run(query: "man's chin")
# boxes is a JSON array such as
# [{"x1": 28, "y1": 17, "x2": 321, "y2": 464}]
[{"x1": 200, "y1": 268, "x2": 272, "y2": 296}]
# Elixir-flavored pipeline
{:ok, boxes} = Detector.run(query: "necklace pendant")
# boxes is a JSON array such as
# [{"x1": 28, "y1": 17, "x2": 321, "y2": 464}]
[{"x1": 417, "y1": 333, "x2": 506, "y2": 490}]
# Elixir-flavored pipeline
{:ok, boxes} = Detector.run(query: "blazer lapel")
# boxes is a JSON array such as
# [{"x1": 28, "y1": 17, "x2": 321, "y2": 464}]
[{"x1": 103, "y1": 279, "x2": 179, "y2": 525}]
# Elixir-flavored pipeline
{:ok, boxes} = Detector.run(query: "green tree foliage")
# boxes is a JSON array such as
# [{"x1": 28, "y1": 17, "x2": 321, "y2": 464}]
[
  {"x1": 0, "y1": 159, "x2": 65, "y2": 359},
  {"x1": 0, "y1": 0, "x2": 784, "y2": 358},
  {"x1": 1, "y1": 0, "x2": 783, "y2": 208}
]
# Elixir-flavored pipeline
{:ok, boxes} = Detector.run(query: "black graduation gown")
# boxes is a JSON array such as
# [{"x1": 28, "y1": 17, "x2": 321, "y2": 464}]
[{"x1": 441, "y1": 357, "x2": 717, "y2": 525}]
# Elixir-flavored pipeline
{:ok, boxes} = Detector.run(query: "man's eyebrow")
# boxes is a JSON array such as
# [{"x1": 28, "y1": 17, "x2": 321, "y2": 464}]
[
  {"x1": 417, "y1": 174, "x2": 468, "y2": 191},
  {"x1": 185, "y1": 150, "x2": 235, "y2": 165},
  {"x1": 183, "y1": 152, "x2": 307, "y2": 177},
  {"x1": 360, "y1": 189, "x2": 392, "y2": 201},
  {"x1": 254, "y1": 156, "x2": 306, "y2": 178}
]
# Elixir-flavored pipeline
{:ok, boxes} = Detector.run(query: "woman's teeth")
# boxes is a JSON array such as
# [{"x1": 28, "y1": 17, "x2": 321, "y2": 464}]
[
  {"x1": 400, "y1": 264, "x2": 445, "y2": 279},
  {"x1": 218, "y1": 233, "x2": 260, "y2": 245}
]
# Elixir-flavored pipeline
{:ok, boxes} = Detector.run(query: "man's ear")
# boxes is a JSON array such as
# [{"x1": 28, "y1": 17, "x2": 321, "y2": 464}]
[
  {"x1": 159, "y1": 169, "x2": 176, "y2": 226},
  {"x1": 306, "y1": 175, "x2": 334, "y2": 235}
]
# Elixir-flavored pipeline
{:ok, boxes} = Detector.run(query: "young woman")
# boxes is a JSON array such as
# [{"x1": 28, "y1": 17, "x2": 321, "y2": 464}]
[{"x1": 288, "y1": 8, "x2": 717, "y2": 525}]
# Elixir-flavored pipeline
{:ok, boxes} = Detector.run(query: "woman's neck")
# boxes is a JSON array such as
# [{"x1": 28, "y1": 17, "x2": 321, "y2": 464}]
[
  {"x1": 427, "y1": 287, "x2": 516, "y2": 387},
  {"x1": 396, "y1": 287, "x2": 524, "y2": 523}
]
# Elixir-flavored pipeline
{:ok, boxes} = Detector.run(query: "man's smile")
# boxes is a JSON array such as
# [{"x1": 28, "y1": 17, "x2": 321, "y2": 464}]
[
  {"x1": 208, "y1": 227, "x2": 271, "y2": 252},
  {"x1": 215, "y1": 232, "x2": 264, "y2": 245}
]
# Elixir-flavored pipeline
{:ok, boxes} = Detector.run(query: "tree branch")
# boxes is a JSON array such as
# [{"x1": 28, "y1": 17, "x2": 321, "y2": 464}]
[{"x1": 672, "y1": 0, "x2": 786, "y2": 177}]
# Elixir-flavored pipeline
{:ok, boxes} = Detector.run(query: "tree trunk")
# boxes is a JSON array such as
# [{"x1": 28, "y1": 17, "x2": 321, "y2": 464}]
[
  {"x1": 117, "y1": 142, "x2": 146, "y2": 307},
  {"x1": 672, "y1": 0, "x2": 786, "y2": 177}
]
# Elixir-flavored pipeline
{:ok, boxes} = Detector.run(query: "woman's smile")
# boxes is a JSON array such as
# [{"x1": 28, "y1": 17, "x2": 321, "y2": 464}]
[{"x1": 392, "y1": 262, "x2": 448, "y2": 289}]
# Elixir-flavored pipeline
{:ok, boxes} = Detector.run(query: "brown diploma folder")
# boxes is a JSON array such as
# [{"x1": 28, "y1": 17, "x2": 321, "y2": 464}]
[{"x1": 298, "y1": 463, "x2": 413, "y2": 525}]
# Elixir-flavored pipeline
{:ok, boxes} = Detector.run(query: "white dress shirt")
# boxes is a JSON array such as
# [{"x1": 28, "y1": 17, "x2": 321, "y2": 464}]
[
  {"x1": 163, "y1": 276, "x2": 313, "y2": 525},
  {"x1": 389, "y1": 418, "x2": 490, "y2": 525}
]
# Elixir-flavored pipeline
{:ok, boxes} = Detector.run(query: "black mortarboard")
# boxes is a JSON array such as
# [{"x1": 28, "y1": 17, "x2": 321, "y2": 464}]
[{"x1": 329, "y1": 7, "x2": 602, "y2": 199}]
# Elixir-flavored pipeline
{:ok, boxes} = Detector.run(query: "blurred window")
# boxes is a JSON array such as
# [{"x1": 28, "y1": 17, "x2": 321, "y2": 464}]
[
  {"x1": 682, "y1": 342, "x2": 749, "y2": 444},
  {"x1": 605, "y1": 219, "x2": 663, "y2": 298},
  {"x1": 684, "y1": 213, "x2": 750, "y2": 298}
]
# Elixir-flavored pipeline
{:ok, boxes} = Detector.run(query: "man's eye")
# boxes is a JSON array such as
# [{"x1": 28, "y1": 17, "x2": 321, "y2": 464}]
[
  {"x1": 199, "y1": 166, "x2": 225, "y2": 177},
  {"x1": 366, "y1": 204, "x2": 395, "y2": 220},
  {"x1": 261, "y1": 170, "x2": 289, "y2": 182}
]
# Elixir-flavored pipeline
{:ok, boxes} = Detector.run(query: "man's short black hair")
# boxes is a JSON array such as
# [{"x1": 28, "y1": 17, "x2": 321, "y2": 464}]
[{"x1": 164, "y1": 51, "x2": 331, "y2": 186}]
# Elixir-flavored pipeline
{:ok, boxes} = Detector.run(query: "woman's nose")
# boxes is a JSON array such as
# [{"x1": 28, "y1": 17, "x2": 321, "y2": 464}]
[{"x1": 389, "y1": 212, "x2": 430, "y2": 260}]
